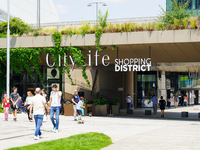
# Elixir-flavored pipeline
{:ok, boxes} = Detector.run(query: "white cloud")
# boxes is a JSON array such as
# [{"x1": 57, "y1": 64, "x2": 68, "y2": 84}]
[{"x1": 56, "y1": 4, "x2": 69, "y2": 14}]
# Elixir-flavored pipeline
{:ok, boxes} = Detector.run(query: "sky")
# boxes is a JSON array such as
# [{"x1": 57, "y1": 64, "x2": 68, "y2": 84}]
[{"x1": 52, "y1": 0, "x2": 166, "y2": 22}]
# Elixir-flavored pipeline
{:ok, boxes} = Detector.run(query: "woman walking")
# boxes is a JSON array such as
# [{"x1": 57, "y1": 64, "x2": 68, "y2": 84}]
[
  {"x1": 41, "y1": 89, "x2": 48, "y2": 121},
  {"x1": 1, "y1": 94, "x2": 10, "y2": 121},
  {"x1": 159, "y1": 96, "x2": 166, "y2": 118},
  {"x1": 25, "y1": 91, "x2": 34, "y2": 121}
]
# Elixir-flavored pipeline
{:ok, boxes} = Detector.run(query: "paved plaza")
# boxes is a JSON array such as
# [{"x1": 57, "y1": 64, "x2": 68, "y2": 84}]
[{"x1": 1, "y1": 107, "x2": 200, "y2": 150}]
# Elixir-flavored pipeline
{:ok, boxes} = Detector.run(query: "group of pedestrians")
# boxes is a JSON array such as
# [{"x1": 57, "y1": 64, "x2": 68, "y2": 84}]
[
  {"x1": 1, "y1": 84, "x2": 63, "y2": 140},
  {"x1": 152, "y1": 95, "x2": 166, "y2": 118}
]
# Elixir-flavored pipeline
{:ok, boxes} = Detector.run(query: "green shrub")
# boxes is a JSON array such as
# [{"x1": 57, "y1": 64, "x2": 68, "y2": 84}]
[
  {"x1": 189, "y1": 17, "x2": 197, "y2": 29},
  {"x1": 183, "y1": 18, "x2": 189, "y2": 29},
  {"x1": 158, "y1": 0, "x2": 193, "y2": 27},
  {"x1": 0, "y1": 17, "x2": 35, "y2": 37},
  {"x1": 98, "y1": 9, "x2": 108, "y2": 29}
]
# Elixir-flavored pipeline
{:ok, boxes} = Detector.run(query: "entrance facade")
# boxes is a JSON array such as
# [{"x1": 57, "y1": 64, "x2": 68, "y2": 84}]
[{"x1": 12, "y1": 66, "x2": 64, "y2": 101}]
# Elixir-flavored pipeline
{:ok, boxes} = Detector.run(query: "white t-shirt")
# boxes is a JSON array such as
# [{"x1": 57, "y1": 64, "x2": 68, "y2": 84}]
[
  {"x1": 31, "y1": 94, "x2": 46, "y2": 115},
  {"x1": 50, "y1": 91, "x2": 62, "y2": 107},
  {"x1": 26, "y1": 96, "x2": 33, "y2": 105},
  {"x1": 126, "y1": 96, "x2": 132, "y2": 103}
]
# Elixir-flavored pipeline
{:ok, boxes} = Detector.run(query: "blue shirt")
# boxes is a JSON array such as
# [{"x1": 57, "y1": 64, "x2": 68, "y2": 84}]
[
  {"x1": 18, "y1": 99, "x2": 23, "y2": 107},
  {"x1": 77, "y1": 101, "x2": 83, "y2": 110},
  {"x1": 152, "y1": 97, "x2": 158, "y2": 105}
]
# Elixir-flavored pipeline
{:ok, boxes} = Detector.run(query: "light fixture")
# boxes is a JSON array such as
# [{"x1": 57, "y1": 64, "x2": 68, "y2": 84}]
[
  {"x1": 103, "y1": 3, "x2": 107, "y2": 6},
  {"x1": 87, "y1": 4, "x2": 92, "y2": 7}
]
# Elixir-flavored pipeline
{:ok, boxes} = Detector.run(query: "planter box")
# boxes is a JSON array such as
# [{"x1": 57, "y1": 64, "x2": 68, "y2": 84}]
[
  {"x1": 84, "y1": 105, "x2": 88, "y2": 115},
  {"x1": 64, "y1": 104, "x2": 74, "y2": 116},
  {"x1": 112, "y1": 105, "x2": 119, "y2": 115},
  {"x1": 95, "y1": 105, "x2": 107, "y2": 116}
]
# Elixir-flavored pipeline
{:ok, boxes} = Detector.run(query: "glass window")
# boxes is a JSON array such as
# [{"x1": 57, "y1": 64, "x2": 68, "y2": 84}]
[
  {"x1": 196, "y1": 0, "x2": 200, "y2": 9},
  {"x1": 137, "y1": 72, "x2": 157, "y2": 108}
]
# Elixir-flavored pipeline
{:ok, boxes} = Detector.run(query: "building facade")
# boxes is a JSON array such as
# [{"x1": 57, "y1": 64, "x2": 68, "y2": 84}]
[
  {"x1": 1, "y1": 29, "x2": 200, "y2": 108},
  {"x1": 167, "y1": 0, "x2": 200, "y2": 15}
]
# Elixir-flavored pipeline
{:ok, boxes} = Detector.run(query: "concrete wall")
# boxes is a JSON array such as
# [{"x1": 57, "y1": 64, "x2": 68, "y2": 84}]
[{"x1": 64, "y1": 67, "x2": 124, "y2": 107}]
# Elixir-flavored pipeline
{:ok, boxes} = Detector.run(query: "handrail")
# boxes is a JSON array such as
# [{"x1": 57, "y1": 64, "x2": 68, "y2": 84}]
[{"x1": 29, "y1": 16, "x2": 158, "y2": 29}]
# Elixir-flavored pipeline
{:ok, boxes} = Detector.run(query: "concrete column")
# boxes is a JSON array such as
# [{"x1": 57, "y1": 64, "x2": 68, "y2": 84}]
[
  {"x1": 189, "y1": 90, "x2": 195, "y2": 105},
  {"x1": 157, "y1": 71, "x2": 167, "y2": 100},
  {"x1": 123, "y1": 71, "x2": 134, "y2": 109}
]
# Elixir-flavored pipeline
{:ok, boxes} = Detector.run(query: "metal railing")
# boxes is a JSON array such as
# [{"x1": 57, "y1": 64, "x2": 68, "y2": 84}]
[{"x1": 30, "y1": 16, "x2": 158, "y2": 29}]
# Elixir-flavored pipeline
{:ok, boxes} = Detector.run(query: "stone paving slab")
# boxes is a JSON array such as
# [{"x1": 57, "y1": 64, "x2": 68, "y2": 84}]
[{"x1": 1, "y1": 112, "x2": 200, "y2": 150}]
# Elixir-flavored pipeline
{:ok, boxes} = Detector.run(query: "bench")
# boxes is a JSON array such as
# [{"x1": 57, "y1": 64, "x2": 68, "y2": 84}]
[
  {"x1": 198, "y1": 113, "x2": 200, "y2": 118},
  {"x1": 181, "y1": 112, "x2": 188, "y2": 117},
  {"x1": 145, "y1": 110, "x2": 152, "y2": 115},
  {"x1": 126, "y1": 109, "x2": 133, "y2": 114}
]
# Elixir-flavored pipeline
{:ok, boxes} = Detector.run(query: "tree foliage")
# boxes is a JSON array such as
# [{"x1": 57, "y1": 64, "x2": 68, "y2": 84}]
[
  {"x1": 0, "y1": 18, "x2": 35, "y2": 38},
  {"x1": 158, "y1": 0, "x2": 194, "y2": 27}
]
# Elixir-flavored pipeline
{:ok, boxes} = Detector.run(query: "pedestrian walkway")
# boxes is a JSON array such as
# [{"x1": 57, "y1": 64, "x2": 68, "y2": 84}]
[
  {"x1": 1, "y1": 112, "x2": 200, "y2": 150},
  {"x1": 119, "y1": 105, "x2": 200, "y2": 120}
]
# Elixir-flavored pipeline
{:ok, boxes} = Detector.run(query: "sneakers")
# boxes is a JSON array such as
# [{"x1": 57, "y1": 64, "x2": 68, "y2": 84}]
[
  {"x1": 52, "y1": 127, "x2": 55, "y2": 132},
  {"x1": 13, "y1": 118, "x2": 17, "y2": 122},
  {"x1": 74, "y1": 119, "x2": 77, "y2": 121},
  {"x1": 54, "y1": 129, "x2": 58, "y2": 133},
  {"x1": 34, "y1": 136, "x2": 39, "y2": 140},
  {"x1": 39, "y1": 132, "x2": 43, "y2": 139}
]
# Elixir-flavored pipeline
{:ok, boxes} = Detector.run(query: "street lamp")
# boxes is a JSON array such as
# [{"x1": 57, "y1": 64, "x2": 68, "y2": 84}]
[
  {"x1": 37, "y1": 0, "x2": 40, "y2": 28},
  {"x1": 87, "y1": 2, "x2": 107, "y2": 25},
  {"x1": 7, "y1": 0, "x2": 10, "y2": 98}
]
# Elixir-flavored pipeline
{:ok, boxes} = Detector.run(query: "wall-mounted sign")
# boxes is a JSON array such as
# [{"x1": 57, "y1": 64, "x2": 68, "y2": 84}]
[
  {"x1": 115, "y1": 58, "x2": 151, "y2": 72},
  {"x1": 118, "y1": 87, "x2": 123, "y2": 91},
  {"x1": 46, "y1": 50, "x2": 151, "y2": 72}
]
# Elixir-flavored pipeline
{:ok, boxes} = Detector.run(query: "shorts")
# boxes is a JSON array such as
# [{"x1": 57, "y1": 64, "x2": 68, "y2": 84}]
[
  {"x1": 11, "y1": 104, "x2": 17, "y2": 111},
  {"x1": 77, "y1": 109, "x2": 82, "y2": 115}
]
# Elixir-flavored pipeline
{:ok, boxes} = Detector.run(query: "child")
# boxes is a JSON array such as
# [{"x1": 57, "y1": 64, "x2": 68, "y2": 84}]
[
  {"x1": 1, "y1": 94, "x2": 10, "y2": 121},
  {"x1": 76, "y1": 97, "x2": 85, "y2": 124}
]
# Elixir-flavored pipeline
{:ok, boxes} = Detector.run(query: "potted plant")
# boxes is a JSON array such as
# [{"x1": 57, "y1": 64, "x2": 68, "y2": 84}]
[
  {"x1": 92, "y1": 98, "x2": 108, "y2": 116},
  {"x1": 64, "y1": 101, "x2": 74, "y2": 116},
  {"x1": 83, "y1": 99, "x2": 89, "y2": 115}
]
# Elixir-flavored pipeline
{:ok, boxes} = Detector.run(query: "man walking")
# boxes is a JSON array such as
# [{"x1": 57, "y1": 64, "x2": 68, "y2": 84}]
[
  {"x1": 29, "y1": 88, "x2": 49, "y2": 140},
  {"x1": 10, "y1": 87, "x2": 20, "y2": 122},
  {"x1": 126, "y1": 94, "x2": 132, "y2": 110},
  {"x1": 72, "y1": 90, "x2": 79, "y2": 121},
  {"x1": 49, "y1": 84, "x2": 62, "y2": 133},
  {"x1": 152, "y1": 94, "x2": 158, "y2": 117}
]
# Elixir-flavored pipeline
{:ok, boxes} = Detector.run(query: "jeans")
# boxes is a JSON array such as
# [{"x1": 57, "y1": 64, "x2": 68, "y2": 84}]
[
  {"x1": 153, "y1": 104, "x2": 157, "y2": 115},
  {"x1": 127, "y1": 103, "x2": 131, "y2": 110},
  {"x1": 19, "y1": 106, "x2": 25, "y2": 112},
  {"x1": 73, "y1": 105, "x2": 77, "y2": 120},
  {"x1": 34, "y1": 115, "x2": 43, "y2": 136},
  {"x1": 26, "y1": 104, "x2": 32, "y2": 120},
  {"x1": 4, "y1": 107, "x2": 9, "y2": 120},
  {"x1": 50, "y1": 106, "x2": 60, "y2": 130}
]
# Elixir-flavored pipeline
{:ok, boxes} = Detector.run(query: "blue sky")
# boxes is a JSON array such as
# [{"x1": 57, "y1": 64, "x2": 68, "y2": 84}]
[{"x1": 52, "y1": 0, "x2": 166, "y2": 22}]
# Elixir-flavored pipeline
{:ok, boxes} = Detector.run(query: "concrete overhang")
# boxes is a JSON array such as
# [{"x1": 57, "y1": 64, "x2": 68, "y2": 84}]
[{"x1": 0, "y1": 29, "x2": 200, "y2": 64}]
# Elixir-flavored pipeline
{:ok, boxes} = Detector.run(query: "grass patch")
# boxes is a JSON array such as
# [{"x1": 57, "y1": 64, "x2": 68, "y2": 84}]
[{"x1": 8, "y1": 132, "x2": 112, "y2": 150}]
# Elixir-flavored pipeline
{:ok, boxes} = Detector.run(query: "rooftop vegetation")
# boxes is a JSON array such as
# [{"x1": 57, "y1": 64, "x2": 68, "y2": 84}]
[{"x1": 0, "y1": 0, "x2": 199, "y2": 39}]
